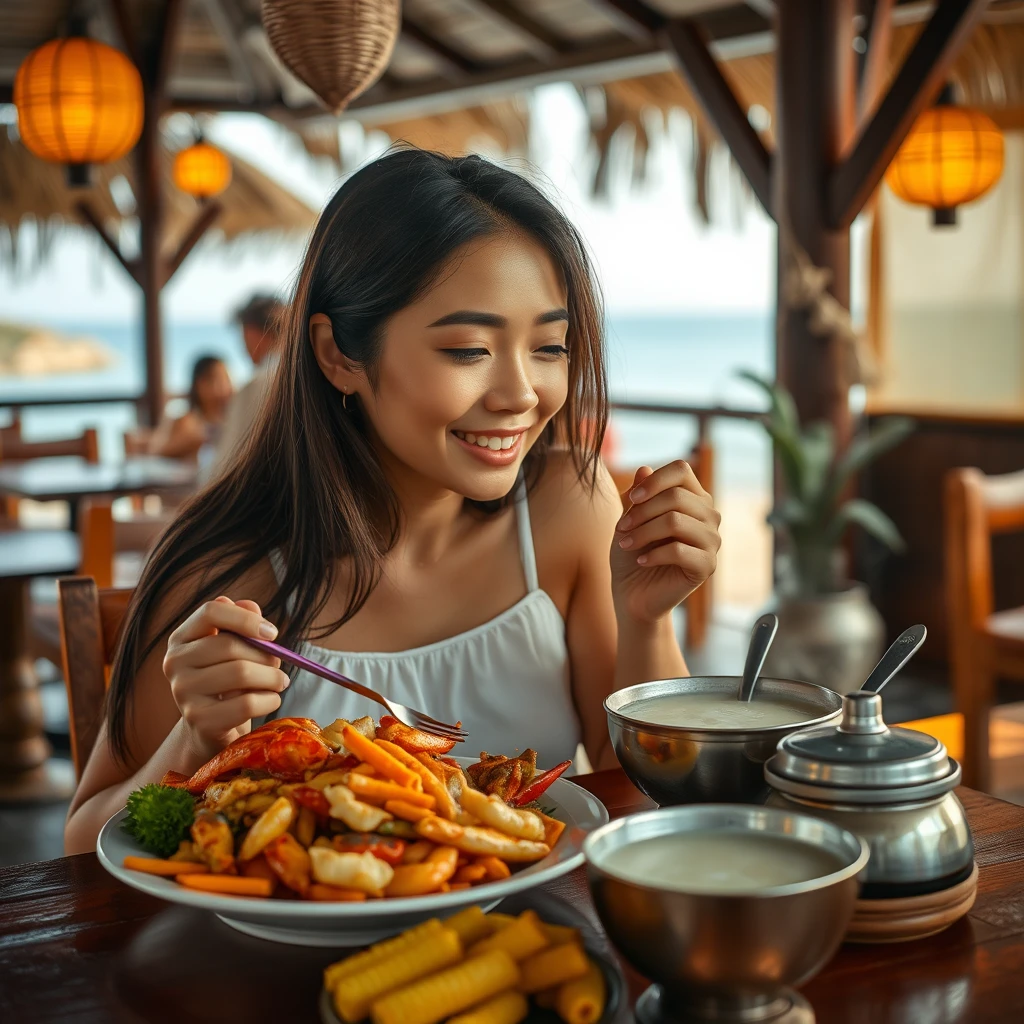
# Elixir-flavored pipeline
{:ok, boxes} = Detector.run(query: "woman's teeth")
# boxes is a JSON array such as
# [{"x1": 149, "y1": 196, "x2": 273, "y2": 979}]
[{"x1": 454, "y1": 431, "x2": 517, "y2": 451}]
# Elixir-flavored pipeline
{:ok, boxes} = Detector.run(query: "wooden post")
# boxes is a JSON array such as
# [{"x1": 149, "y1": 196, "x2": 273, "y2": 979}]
[
  {"x1": 137, "y1": 107, "x2": 165, "y2": 428},
  {"x1": 774, "y1": 0, "x2": 856, "y2": 448}
]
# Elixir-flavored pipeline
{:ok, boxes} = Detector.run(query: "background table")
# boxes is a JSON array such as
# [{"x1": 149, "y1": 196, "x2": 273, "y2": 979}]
[
  {"x1": 0, "y1": 530, "x2": 79, "y2": 802},
  {"x1": 2, "y1": 770, "x2": 1024, "y2": 1022}
]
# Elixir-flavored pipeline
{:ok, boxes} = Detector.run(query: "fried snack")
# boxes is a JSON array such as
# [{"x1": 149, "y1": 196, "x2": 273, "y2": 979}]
[
  {"x1": 122, "y1": 856, "x2": 209, "y2": 877},
  {"x1": 307, "y1": 884, "x2": 368, "y2": 902},
  {"x1": 237, "y1": 796, "x2": 294, "y2": 862},
  {"x1": 385, "y1": 846, "x2": 459, "y2": 897},
  {"x1": 385, "y1": 799, "x2": 434, "y2": 823},
  {"x1": 322, "y1": 715, "x2": 376, "y2": 752},
  {"x1": 448, "y1": 990, "x2": 529, "y2": 1024},
  {"x1": 309, "y1": 846, "x2": 395, "y2": 895},
  {"x1": 471, "y1": 910, "x2": 549, "y2": 962},
  {"x1": 176, "y1": 873, "x2": 273, "y2": 897},
  {"x1": 416, "y1": 816, "x2": 550, "y2": 863},
  {"x1": 458, "y1": 787, "x2": 545, "y2": 842},
  {"x1": 539, "y1": 813, "x2": 566, "y2": 848},
  {"x1": 486, "y1": 913, "x2": 517, "y2": 929},
  {"x1": 400, "y1": 840, "x2": 435, "y2": 865},
  {"x1": 442, "y1": 906, "x2": 493, "y2": 946},
  {"x1": 369, "y1": 949, "x2": 520, "y2": 1024},
  {"x1": 477, "y1": 856, "x2": 512, "y2": 881},
  {"x1": 518, "y1": 941, "x2": 589, "y2": 994},
  {"x1": 190, "y1": 809, "x2": 236, "y2": 874},
  {"x1": 543, "y1": 923, "x2": 579, "y2": 946},
  {"x1": 347, "y1": 773, "x2": 436, "y2": 808},
  {"x1": 325, "y1": 784, "x2": 393, "y2": 832},
  {"x1": 554, "y1": 958, "x2": 606, "y2": 1024},
  {"x1": 263, "y1": 833, "x2": 312, "y2": 895},
  {"x1": 453, "y1": 863, "x2": 488, "y2": 884},
  {"x1": 168, "y1": 840, "x2": 203, "y2": 863},
  {"x1": 303, "y1": 768, "x2": 354, "y2": 792},
  {"x1": 344, "y1": 726, "x2": 421, "y2": 789},
  {"x1": 333, "y1": 926, "x2": 462, "y2": 1023},
  {"x1": 324, "y1": 919, "x2": 446, "y2": 989}
]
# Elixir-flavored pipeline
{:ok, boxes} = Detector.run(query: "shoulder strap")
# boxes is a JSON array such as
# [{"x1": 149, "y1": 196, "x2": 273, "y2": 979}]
[{"x1": 514, "y1": 478, "x2": 539, "y2": 592}]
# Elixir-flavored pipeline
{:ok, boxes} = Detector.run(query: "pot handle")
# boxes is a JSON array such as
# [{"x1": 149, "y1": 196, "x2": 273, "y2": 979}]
[{"x1": 862, "y1": 624, "x2": 927, "y2": 694}]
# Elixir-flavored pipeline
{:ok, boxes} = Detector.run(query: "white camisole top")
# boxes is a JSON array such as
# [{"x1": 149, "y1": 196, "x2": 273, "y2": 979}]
[{"x1": 268, "y1": 482, "x2": 582, "y2": 770}]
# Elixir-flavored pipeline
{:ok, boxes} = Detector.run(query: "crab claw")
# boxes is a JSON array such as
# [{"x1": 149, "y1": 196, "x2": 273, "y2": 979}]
[
  {"x1": 376, "y1": 715, "x2": 457, "y2": 755},
  {"x1": 185, "y1": 724, "x2": 331, "y2": 795}
]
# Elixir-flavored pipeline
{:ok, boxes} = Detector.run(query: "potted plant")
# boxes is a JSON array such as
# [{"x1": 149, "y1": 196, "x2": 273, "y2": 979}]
[{"x1": 740, "y1": 371, "x2": 914, "y2": 695}]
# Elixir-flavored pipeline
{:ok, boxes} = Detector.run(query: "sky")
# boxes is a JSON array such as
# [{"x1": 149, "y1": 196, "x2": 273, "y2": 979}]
[{"x1": 0, "y1": 84, "x2": 781, "y2": 327}]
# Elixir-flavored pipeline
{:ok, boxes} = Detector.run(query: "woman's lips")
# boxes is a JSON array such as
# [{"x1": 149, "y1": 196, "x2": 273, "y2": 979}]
[{"x1": 451, "y1": 430, "x2": 525, "y2": 466}]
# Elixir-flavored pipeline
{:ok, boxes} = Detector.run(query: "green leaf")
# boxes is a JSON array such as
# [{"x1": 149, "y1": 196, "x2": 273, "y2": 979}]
[
  {"x1": 763, "y1": 421, "x2": 806, "y2": 499},
  {"x1": 825, "y1": 499, "x2": 906, "y2": 552},
  {"x1": 737, "y1": 370, "x2": 800, "y2": 435},
  {"x1": 797, "y1": 422, "x2": 836, "y2": 506},
  {"x1": 831, "y1": 417, "x2": 915, "y2": 497},
  {"x1": 767, "y1": 497, "x2": 811, "y2": 527}
]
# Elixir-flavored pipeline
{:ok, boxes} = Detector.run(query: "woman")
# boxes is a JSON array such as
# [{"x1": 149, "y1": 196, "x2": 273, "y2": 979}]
[
  {"x1": 149, "y1": 355, "x2": 233, "y2": 462},
  {"x1": 65, "y1": 151, "x2": 720, "y2": 853}
]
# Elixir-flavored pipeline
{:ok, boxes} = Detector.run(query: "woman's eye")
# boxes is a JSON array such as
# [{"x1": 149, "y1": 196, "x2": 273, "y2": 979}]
[
  {"x1": 442, "y1": 348, "x2": 489, "y2": 362},
  {"x1": 537, "y1": 345, "x2": 570, "y2": 358}
]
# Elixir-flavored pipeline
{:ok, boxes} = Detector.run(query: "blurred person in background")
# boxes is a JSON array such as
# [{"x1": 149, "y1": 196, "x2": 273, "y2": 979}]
[
  {"x1": 204, "y1": 294, "x2": 285, "y2": 479},
  {"x1": 149, "y1": 355, "x2": 233, "y2": 466}
]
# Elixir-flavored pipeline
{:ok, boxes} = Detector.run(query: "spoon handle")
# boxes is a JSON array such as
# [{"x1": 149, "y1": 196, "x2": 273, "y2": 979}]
[
  {"x1": 738, "y1": 613, "x2": 779, "y2": 702},
  {"x1": 861, "y1": 624, "x2": 928, "y2": 694}
]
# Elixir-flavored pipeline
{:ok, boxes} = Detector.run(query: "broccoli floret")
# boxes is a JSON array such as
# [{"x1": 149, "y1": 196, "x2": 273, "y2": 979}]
[{"x1": 122, "y1": 784, "x2": 196, "y2": 857}]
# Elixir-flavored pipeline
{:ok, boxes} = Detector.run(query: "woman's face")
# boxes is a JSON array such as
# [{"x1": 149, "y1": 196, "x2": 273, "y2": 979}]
[
  {"x1": 195, "y1": 362, "x2": 234, "y2": 420},
  {"x1": 327, "y1": 232, "x2": 571, "y2": 503}
]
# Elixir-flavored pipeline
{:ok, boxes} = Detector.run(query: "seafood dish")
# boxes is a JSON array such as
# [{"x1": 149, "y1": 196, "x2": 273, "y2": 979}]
[
  {"x1": 321, "y1": 905, "x2": 607, "y2": 1024},
  {"x1": 119, "y1": 715, "x2": 574, "y2": 902}
]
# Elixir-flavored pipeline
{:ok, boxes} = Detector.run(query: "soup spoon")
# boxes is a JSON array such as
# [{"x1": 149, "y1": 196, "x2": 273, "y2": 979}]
[
  {"x1": 737, "y1": 613, "x2": 779, "y2": 702},
  {"x1": 860, "y1": 623, "x2": 928, "y2": 695}
]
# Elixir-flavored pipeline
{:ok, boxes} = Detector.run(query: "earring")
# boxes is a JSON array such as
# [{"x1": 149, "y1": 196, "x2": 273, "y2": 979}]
[{"x1": 342, "y1": 389, "x2": 349, "y2": 411}]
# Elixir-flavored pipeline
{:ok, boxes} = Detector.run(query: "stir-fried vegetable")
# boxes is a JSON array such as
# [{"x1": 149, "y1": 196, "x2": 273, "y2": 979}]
[{"x1": 122, "y1": 784, "x2": 195, "y2": 857}]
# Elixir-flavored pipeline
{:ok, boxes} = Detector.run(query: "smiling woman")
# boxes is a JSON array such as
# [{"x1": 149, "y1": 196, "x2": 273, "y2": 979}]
[{"x1": 63, "y1": 148, "x2": 721, "y2": 856}]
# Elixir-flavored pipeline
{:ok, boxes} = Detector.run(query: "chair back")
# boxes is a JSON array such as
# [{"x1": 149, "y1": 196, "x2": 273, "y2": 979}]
[
  {"x1": 57, "y1": 578, "x2": 133, "y2": 778},
  {"x1": 0, "y1": 427, "x2": 99, "y2": 463},
  {"x1": 78, "y1": 500, "x2": 171, "y2": 589}
]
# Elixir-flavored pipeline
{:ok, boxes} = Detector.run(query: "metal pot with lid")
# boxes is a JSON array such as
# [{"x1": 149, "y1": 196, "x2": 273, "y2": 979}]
[{"x1": 765, "y1": 689, "x2": 974, "y2": 897}]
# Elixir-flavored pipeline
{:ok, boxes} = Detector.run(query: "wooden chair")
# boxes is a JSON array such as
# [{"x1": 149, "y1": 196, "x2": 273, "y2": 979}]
[
  {"x1": 56, "y1": 578, "x2": 133, "y2": 778},
  {"x1": 945, "y1": 466, "x2": 1024, "y2": 790},
  {"x1": 0, "y1": 427, "x2": 100, "y2": 522},
  {"x1": 608, "y1": 436, "x2": 715, "y2": 651},
  {"x1": 77, "y1": 500, "x2": 171, "y2": 590}
]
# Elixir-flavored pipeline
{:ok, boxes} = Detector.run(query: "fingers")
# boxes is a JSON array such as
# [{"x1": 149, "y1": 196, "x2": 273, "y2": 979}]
[
  {"x1": 181, "y1": 691, "x2": 284, "y2": 735},
  {"x1": 635, "y1": 540, "x2": 717, "y2": 578},
  {"x1": 171, "y1": 631, "x2": 282, "y2": 671},
  {"x1": 628, "y1": 460, "x2": 709, "y2": 503},
  {"x1": 617, "y1": 487, "x2": 720, "y2": 535},
  {"x1": 169, "y1": 597, "x2": 278, "y2": 646},
  {"x1": 619, "y1": 510, "x2": 721, "y2": 558},
  {"x1": 170, "y1": 661, "x2": 290, "y2": 702}
]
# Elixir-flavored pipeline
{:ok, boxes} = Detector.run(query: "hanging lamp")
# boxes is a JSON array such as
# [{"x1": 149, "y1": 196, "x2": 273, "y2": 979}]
[
  {"x1": 886, "y1": 84, "x2": 1004, "y2": 227},
  {"x1": 13, "y1": 16, "x2": 143, "y2": 187},
  {"x1": 173, "y1": 137, "x2": 232, "y2": 200}
]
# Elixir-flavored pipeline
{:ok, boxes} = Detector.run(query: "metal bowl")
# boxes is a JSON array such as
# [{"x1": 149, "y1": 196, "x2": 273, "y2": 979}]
[
  {"x1": 605, "y1": 677, "x2": 843, "y2": 805},
  {"x1": 584, "y1": 805, "x2": 868, "y2": 1022}
]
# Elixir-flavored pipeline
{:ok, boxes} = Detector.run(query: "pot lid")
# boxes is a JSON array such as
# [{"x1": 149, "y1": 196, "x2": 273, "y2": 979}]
[{"x1": 766, "y1": 690, "x2": 956, "y2": 797}]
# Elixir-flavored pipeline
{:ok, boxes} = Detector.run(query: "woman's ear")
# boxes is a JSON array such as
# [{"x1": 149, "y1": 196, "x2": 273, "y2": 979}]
[{"x1": 309, "y1": 313, "x2": 364, "y2": 396}]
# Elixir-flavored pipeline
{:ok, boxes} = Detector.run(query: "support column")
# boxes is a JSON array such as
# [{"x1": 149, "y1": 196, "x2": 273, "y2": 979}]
[
  {"x1": 137, "y1": 101, "x2": 164, "y2": 428},
  {"x1": 774, "y1": 0, "x2": 856, "y2": 448}
]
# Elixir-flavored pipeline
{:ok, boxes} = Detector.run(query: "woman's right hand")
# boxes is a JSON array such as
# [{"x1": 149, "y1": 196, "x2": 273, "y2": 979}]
[{"x1": 163, "y1": 596, "x2": 290, "y2": 763}]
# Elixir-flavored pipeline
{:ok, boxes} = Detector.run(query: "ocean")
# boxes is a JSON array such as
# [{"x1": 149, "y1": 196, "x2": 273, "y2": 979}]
[{"x1": 0, "y1": 314, "x2": 775, "y2": 493}]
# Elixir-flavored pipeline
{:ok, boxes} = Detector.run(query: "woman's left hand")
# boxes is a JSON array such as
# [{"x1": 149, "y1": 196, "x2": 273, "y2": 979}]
[{"x1": 610, "y1": 461, "x2": 722, "y2": 624}]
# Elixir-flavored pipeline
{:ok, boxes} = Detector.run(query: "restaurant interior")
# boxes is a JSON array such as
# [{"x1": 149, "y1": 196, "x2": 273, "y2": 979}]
[{"x1": 2, "y1": 1, "x2": 1024, "y2": 1022}]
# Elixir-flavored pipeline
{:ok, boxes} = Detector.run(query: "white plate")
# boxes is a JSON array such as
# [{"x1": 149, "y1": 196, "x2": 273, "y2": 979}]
[{"x1": 97, "y1": 761, "x2": 608, "y2": 947}]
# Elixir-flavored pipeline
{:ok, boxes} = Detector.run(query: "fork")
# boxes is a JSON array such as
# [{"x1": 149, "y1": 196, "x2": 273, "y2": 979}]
[{"x1": 227, "y1": 631, "x2": 468, "y2": 743}]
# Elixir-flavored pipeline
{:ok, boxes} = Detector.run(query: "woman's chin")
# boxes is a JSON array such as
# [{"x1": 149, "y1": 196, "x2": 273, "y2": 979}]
[{"x1": 451, "y1": 465, "x2": 523, "y2": 503}]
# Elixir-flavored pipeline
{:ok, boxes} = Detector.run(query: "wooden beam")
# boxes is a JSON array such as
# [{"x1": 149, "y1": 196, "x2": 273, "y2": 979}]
[
  {"x1": 661, "y1": 19, "x2": 773, "y2": 217},
  {"x1": 596, "y1": 0, "x2": 666, "y2": 39},
  {"x1": 163, "y1": 201, "x2": 223, "y2": 285},
  {"x1": 828, "y1": 0, "x2": 990, "y2": 229},
  {"x1": 154, "y1": 0, "x2": 186, "y2": 94},
  {"x1": 467, "y1": 0, "x2": 566, "y2": 58},
  {"x1": 74, "y1": 201, "x2": 141, "y2": 285},
  {"x1": 199, "y1": 0, "x2": 259, "y2": 99},
  {"x1": 857, "y1": 0, "x2": 894, "y2": 125},
  {"x1": 107, "y1": 0, "x2": 142, "y2": 68},
  {"x1": 402, "y1": 18, "x2": 480, "y2": 78}
]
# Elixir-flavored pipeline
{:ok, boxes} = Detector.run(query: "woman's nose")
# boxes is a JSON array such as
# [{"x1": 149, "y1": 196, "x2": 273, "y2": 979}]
[{"x1": 483, "y1": 358, "x2": 538, "y2": 414}]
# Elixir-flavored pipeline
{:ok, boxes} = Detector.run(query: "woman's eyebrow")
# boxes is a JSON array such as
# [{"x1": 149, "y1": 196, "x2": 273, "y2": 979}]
[{"x1": 428, "y1": 308, "x2": 569, "y2": 328}]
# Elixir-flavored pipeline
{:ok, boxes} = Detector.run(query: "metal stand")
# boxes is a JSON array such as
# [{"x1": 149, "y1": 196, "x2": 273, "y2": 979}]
[{"x1": 636, "y1": 985, "x2": 815, "y2": 1024}]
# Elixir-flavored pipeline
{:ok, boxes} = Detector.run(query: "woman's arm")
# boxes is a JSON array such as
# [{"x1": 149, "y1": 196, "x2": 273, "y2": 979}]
[{"x1": 149, "y1": 413, "x2": 205, "y2": 460}]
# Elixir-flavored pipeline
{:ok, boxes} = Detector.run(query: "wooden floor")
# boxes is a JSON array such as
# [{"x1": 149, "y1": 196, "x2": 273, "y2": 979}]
[{"x1": 1, "y1": 609, "x2": 1022, "y2": 869}]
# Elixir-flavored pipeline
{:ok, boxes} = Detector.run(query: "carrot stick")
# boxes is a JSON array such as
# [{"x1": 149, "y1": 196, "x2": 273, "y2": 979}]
[
  {"x1": 307, "y1": 883, "x2": 368, "y2": 902},
  {"x1": 342, "y1": 725, "x2": 421, "y2": 789},
  {"x1": 123, "y1": 856, "x2": 209, "y2": 877},
  {"x1": 385, "y1": 800, "x2": 435, "y2": 822},
  {"x1": 347, "y1": 773, "x2": 436, "y2": 808},
  {"x1": 176, "y1": 873, "x2": 272, "y2": 897}
]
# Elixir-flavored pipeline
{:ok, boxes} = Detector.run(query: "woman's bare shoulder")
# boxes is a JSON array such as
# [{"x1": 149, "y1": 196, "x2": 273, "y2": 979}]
[{"x1": 529, "y1": 450, "x2": 622, "y2": 548}]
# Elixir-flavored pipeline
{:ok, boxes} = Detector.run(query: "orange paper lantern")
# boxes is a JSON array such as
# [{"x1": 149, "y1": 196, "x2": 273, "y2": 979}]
[
  {"x1": 14, "y1": 36, "x2": 142, "y2": 182},
  {"x1": 886, "y1": 106, "x2": 1004, "y2": 214},
  {"x1": 173, "y1": 141, "x2": 232, "y2": 199}
]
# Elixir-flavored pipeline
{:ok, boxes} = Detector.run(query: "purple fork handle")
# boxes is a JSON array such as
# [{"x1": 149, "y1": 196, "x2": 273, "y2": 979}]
[{"x1": 228, "y1": 631, "x2": 383, "y2": 705}]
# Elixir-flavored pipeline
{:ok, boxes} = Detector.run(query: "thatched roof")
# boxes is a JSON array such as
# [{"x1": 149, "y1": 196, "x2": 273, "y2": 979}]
[{"x1": 0, "y1": 124, "x2": 316, "y2": 269}]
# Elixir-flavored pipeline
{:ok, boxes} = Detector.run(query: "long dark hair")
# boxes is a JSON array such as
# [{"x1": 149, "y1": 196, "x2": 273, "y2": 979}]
[
  {"x1": 187, "y1": 355, "x2": 225, "y2": 412},
  {"x1": 106, "y1": 149, "x2": 608, "y2": 761}
]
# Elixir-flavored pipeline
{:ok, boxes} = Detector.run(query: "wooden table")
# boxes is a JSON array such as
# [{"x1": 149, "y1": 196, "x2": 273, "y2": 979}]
[
  {"x1": 2, "y1": 770, "x2": 1023, "y2": 1023},
  {"x1": 0, "y1": 529, "x2": 80, "y2": 802},
  {"x1": 0, "y1": 456, "x2": 195, "y2": 529}
]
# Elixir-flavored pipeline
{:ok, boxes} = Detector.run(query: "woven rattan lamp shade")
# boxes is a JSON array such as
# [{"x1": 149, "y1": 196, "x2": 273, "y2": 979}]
[
  {"x1": 261, "y1": 0, "x2": 400, "y2": 114},
  {"x1": 885, "y1": 106, "x2": 1004, "y2": 210}
]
